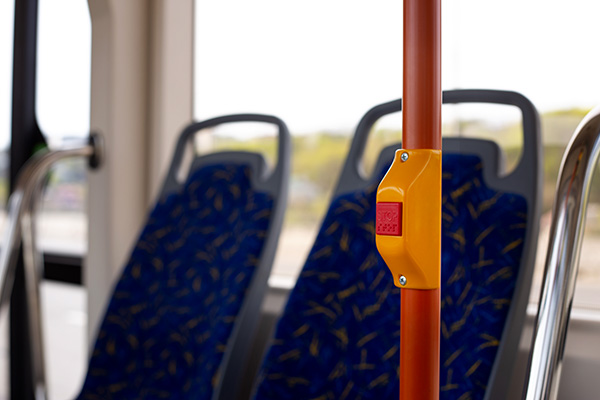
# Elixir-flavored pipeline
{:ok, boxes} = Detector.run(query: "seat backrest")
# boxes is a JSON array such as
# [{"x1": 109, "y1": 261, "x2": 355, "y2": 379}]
[
  {"x1": 252, "y1": 90, "x2": 541, "y2": 400},
  {"x1": 78, "y1": 114, "x2": 290, "y2": 400}
]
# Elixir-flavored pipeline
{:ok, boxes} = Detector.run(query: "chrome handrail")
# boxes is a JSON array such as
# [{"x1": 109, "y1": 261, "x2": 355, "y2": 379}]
[
  {"x1": 0, "y1": 134, "x2": 102, "y2": 400},
  {"x1": 524, "y1": 106, "x2": 600, "y2": 400}
]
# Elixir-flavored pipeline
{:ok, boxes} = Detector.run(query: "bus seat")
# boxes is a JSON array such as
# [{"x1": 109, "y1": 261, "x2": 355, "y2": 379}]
[
  {"x1": 77, "y1": 115, "x2": 290, "y2": 400},
  {"x1": 252, "y1": 90, "x2": 541, "y2": 400}
]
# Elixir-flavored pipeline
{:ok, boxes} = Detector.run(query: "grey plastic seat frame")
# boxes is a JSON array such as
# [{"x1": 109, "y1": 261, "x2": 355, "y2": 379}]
[
  {"x1": 161, "y1": 114, "x2": 291, "y2": 400},
  {"x1": 317, "y1": 89, "x2": 540, "y2": 400}
]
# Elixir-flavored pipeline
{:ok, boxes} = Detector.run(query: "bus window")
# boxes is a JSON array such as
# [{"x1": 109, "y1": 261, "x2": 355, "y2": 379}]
[
  {"x1": 0, "y1": 0, "x2": 13, "y2": 217},
  {"x1": 0, "y1": 1, "x2": 14, "y2": 396},
  {"x1": 444, "y1": 0, "x2": 600, "y2": 309},
  {"x1": 195, "y1": 0, "x2": 600, "y2": 310},
  {"x1": 36, "y1": 0, "x2": 91, "y2": 257},
  {"x1": 35, "y1": 1, "x2": 91, "y2": 398},
  {"x1": 194, "y1": 0, "x2": 403, "y2": 282}
]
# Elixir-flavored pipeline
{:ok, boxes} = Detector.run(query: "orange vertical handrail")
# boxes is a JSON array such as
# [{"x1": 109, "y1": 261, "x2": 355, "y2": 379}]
[
  {"x1": 403, "y1": 0, "x2": 441, "y2": 151},
  {"x1": 374, "y1": 0, "x2": 441, "y2": 397},
  {"x1": 401, "y1": 0, "x2": 441, "y2": 399}
]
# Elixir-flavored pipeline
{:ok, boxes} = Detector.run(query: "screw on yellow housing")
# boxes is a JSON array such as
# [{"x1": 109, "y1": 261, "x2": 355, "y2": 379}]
[{"x1": 375, "y1": 148, "x2": 441, "y2": 290}]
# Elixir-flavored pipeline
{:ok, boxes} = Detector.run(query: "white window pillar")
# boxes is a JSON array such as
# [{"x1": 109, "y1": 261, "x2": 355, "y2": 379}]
[{"x1": 86, "y1": 0, "x2": 193, "y2": 345}]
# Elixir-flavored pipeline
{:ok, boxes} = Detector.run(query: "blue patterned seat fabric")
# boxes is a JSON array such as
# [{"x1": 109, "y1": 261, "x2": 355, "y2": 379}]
[
  {"x1": 254, "y1": 154, "x2": 527, "y2": 400},
  {"x1": 78, "y1": 163, "x2": 273, "y2": 400}
]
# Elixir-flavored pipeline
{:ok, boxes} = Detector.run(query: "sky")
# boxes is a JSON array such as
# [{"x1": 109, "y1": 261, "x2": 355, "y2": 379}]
[
  {"x1": 1, "y1": 0, "x2": 600, "y2": 148},
  {"x1": 194, "y1": 0, "x2": 600, "y2": 134}
]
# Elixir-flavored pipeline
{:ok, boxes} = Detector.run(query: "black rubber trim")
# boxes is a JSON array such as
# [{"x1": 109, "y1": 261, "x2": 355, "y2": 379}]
[{"x1": 42, "y1": 253, "x2": 83, "y2": 285}]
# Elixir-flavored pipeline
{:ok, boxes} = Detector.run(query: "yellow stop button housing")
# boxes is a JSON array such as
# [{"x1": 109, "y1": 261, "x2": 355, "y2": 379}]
[{"x1": 375, "y1": 149, "x2": 441, "y2": 289}]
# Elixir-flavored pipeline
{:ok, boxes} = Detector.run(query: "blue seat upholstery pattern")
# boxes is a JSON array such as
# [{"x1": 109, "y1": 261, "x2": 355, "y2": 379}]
[
  {"x1": 254, "y1": 154, "x2": 527, "y2": 400},
  {"x1": 78, "y1": 163, "x2": 273, "y2": 400}
]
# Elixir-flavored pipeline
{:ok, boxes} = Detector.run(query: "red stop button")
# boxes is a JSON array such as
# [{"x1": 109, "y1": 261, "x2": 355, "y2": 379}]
[{"x1": 376, "y1": 202, "x2": 402, "y2": 236}]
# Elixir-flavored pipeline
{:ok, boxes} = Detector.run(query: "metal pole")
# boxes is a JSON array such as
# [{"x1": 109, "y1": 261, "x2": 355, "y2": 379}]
[
  {"x1": 400, "y1": 0, "x2": 441, "y2": 399},
  {"x1": 0, "y1": 139, "x2": 101, "y2": 400},
  {"x1": 524, "y1": 106, "x2": 600, "y2": 400},
  {"x1": 10, "y1": 0, "x2": 46, "y2": 397}
]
